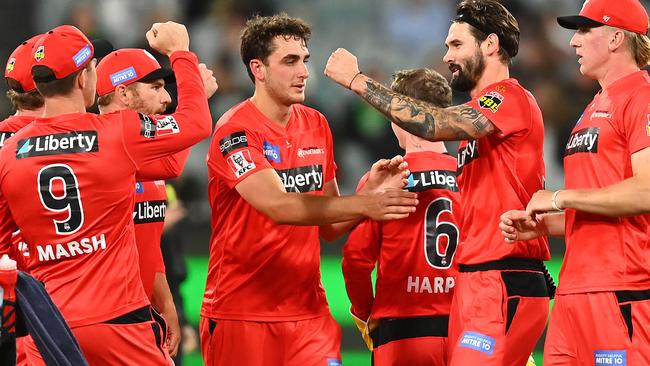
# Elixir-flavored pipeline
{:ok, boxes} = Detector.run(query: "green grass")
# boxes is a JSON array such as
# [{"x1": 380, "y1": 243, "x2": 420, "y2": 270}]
[{"x1": 179, "y1": 255, "x2": 562, "y2": 365}]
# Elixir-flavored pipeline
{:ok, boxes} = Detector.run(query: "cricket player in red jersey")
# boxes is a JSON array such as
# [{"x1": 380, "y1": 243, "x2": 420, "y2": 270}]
[
  {"x1": 500, "y1": 0, "x2": 650, "y2": 364},
  {"x1": 0, "y1": 22, "x2": 212, "y2": 364},
  {"x1": 95, "y1": 47, "x2": 217, "y2": 358},
  {"x1": 343, "y1": 68, "x2": 460, "y2": 366},
  {"x1": 200, "y1": 13, "x2": 418, "y2": 366},
  {"x1": 325, "y1": 1, "x2": 553, "y2": 364}
]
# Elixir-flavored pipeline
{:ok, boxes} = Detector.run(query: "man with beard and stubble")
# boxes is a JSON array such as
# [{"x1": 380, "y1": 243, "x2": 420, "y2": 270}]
[
  {"x1": 95, "y1": 47, "x2": 218, "y2": 359},
  {"x1": 325, "y1": 1, "x2": 552, "y2": 365}
]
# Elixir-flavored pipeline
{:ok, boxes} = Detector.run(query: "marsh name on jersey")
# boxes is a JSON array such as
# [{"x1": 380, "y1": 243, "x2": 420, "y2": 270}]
[{"x1": 36, "y1": 233, "x2": 107, "y2": 262}]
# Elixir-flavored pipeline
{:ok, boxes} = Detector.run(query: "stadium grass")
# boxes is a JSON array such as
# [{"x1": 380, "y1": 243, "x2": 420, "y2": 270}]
[{"x1": 180, "y1": 256, "x2": 561, "y2": 365}]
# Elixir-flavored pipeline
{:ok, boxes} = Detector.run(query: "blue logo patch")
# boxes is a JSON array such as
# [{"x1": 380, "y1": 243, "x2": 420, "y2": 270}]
[
  {"x1": 594, "y1": 350, "x2": 626, "y2": 365},
  {"x1": 458, "y1": 331, "x2": 496, "y2": 355},
  {"x1": 327, "y1": 358, "x2": 342, "y2": 366},
  {"x1": 73, "y1": 45, "x2": 92, "y2": 67},
  {"x1": 135, "y1": 182, "x2": 144, "y2": 193},
  {"x1": 263, "y1": 141, "x2": 282, "y2": 163},
  {"x1": 110, "y1": 66, "x2": 138, "y2": 86},
  {"x1": 17, "y1": 139, "x2": 32, "y2": 155},
  {"x1": 405, "y1": 173, "x2": 416, "y2": 188}
]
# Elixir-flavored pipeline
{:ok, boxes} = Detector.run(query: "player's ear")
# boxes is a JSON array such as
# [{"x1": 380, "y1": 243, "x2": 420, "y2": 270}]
[
  {"x1": 77, "y1": 69, "x2": 87, "y2": 90},
  {"x1": 249, "y1": 59, "x2": 265, "y2": 82},
  {"x1": 114, "y1": 84, "x2": 129, "y2": 104},
  {"x1": 484, "y1": 33, "x2": 500, "y2": 56}
]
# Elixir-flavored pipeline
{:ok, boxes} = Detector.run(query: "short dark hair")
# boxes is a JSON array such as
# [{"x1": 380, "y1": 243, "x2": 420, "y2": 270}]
[
  {"x1": 5, "y1": 78, "x2": 44, "y2": 111},
  {"x1": 240, "y1": 13, "x2": 311, "y2": 82},
  {"x1": 32, "y1": 63, "x2": 90, "y2": 98},
  {"x1": 454, "y1": 0, "x2": 520, "y2": 63},
  {"x1": 391, "y1": 68, "x2": 452, "y2": 108}
]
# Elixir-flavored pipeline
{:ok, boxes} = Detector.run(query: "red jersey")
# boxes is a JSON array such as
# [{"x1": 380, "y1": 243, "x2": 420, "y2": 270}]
[
  {"x1": 0, "y1": 51, "x2": 211, "y2": 327},
  {"x1": 0, "y1": 115, "x2": 35, "y2": 271},
  {"x1": 560, "y1": 70, "x2": 650, "y2": 294},
  {"x1": 133, "y1": 180, "x2": 167, "y2": 299},
  {"x1": 457, "y1": 79, "x2": 549, "y2": 264},
  {"x1": 342, "y1": 151, "x2": 460, "y2": 321},
  {"x1": 202, "y1": 100, "x2": 336, "y2": 321}
]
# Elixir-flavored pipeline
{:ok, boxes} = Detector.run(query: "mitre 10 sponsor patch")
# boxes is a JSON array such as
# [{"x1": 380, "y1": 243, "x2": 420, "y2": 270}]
[
  {"x1": 133, "y1": 200, "x2": 166, "y2": 224},
  {"x1": 405, "y1": 170, "x2": 458, "y2": 192},
  {"x1": 565, "y1": 127, "x2": 600, "y2": 156},
  {"x1": 594, "y1": 350, "x2": 626, "y2": 365},
  {"x1": 0, "y1": 131, "x2": 16, "y2": 148},
  {"x1": 276, "y1": 165, "x2": 323, "y2": 193},
  {"x1": 16, "y1": 131, "x2": 98, "y2": 159}
]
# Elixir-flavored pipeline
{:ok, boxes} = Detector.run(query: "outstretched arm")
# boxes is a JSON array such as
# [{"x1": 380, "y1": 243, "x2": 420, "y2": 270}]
[{"x1": 325, "y1": 48, "x2": 495, "y2": 141}]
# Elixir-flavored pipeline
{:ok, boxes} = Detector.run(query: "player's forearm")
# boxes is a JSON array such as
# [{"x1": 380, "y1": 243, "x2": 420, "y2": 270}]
[
  {"x1": 319, "y1": 219, "x2": 362, "y2": 241},
  {"x1": 169, "y1": 51, "x2": 212, "y2": 141},
  {"x1": 350, "y1": 75, "x2": 492, "y2": 141},
  {"x1": 151, "y1": 272, "x2": 176, "y2": 315},
  {"x1": 539, "y1": 212, "x2": 566, "y2": 236},
  {"x1": 136, "y1": 148, "x2": 191, "y2": 180},
  {"x1": 264, "y1": 194, "x2": 369, "y2": 225},
  {"x1": 557, "y1": 176, "x2": 650, "y2": 216}
]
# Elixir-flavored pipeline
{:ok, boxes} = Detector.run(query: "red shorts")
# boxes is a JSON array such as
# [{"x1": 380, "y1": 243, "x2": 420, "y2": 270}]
[
  {"x1": 448, "y1": 267, "x2": 549, "y2": 366},
  {"x1": 24, "y1": 307, "x2": 172, "y2": 365},
  {"x1": 16, "y1": 336, "x2": 28, "y2": 366},
  {"x1": 544, "y1": 291, "x2": 650, "y2": 366},
  {"x1": 200, "y1": 314, "x2": 342, "y2": 366},
  {"x1": 371, "y1": 316, "x2": 449, "y2": 366}
]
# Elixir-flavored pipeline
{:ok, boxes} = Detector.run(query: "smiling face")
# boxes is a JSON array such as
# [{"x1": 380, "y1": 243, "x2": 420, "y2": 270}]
[
  {"x1": 258, "y1": 36, "x2": 310, "y2": 107},
  {"x1": 443, "y1": 22, "x2": 487, "y2": 93}
]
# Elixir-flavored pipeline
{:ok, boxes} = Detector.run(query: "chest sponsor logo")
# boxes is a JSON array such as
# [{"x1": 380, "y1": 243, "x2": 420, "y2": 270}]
[
  {"x1": 0, "y1": 131, "x2": 16, "y2": 148},
  {"x1": 133, "y1": 200, "x2": 166, "y2": 224},
  {"x1": 276, "y1": 165, "x2": 323, "y2": 193},
  {"x1": 135, "y1": 182, "x2": 145, "y2": 193},
  {"x1": 110, "y1": 66, "x2": 138, "y2": 86},
  {"x1": 227, "y1": 149, "x2": 256, "y2": 178},
  {"x1": 458, "y1": 331, "x2": 496, "y2": 355},
  {"x1": 478, "y1": 91, "x2": 503, "y2": 113},
  {"x1": 565, "y1": 127, "x2": 600, "y2": 156},
  {"x1": 405, "y1": 169, "x2": 458, "y2": 192},
  {"x1": 594, "y1": 350, "x2": 626, "y2": 365},
  {"x1": 219, "y1": 131, "x2": 248, "y2": 156},
  {"x1": 263, "y1": 141, "x2": 282, "y2": 163},
  {"x1": 297, "y1": 146, "x2": 325, "y2": 159},
  {"x1": 591, "y1": 110, "x2": 611, "y2": 119},
  {"x1": 36, "y1": 233, "x2": 106, "y2": 262},
  {"x1": 457, "y1": 140, "x2": 478, "y2": 173},
  {"x1": 16, "y1": 131, "x2": 98, "y2": 159}
]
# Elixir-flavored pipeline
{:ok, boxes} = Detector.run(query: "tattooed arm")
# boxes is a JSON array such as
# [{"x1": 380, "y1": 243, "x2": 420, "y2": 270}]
[{"x1": 324, "y1": 48, "x2": 495, "y2": 141}]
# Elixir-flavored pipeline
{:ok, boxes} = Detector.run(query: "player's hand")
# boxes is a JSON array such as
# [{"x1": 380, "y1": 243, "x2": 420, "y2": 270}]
[
  {"x1": 146, "y1": 21, "x2": 190, "y2": 57},
  {"x1": 499, "y1": 210, "x2": 546, "y2": 243},
  {"x1": 525, "y1": 189, "x2": 555, "y2": 215},
  {"x1": 324, "y1": 48, "x2": 362, "y2": 89},
  {"x1": 164, "y1": 311, "x2": 181, "y2": 358},
  {"x1": 199, "y1": 63, "x2": 218, "y2": 98},
  {"x1": 361, "y1": 155, "x2": 410, "y2": 193},
  {"x1": 363, "y1": 188, "x2": 417, "y2": 221}
]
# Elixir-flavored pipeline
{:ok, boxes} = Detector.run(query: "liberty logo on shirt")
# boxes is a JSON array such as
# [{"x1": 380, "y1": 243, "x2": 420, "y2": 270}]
[
  {"x1": 276, "y1": 165, "x2": 323, "y2": 193},
  {"x1": 405, "y1": 170, "x2": 458, "y2": 192},
  {"x1": 16, "y1": 131, "x2": 98, "y2": 159},
  {"x1": 457, "y1": 140, "x2": 478, "y2": 174},
  {"x1": 565, "y1": 127, "x2": 600, "y2": 156},
  {"x1": 227, "y1": 149, "x2": 256, "y2": 178},
  {"x1": 0, "y1": 131, "x2": 16, "y2": 148},
  {"x1": 133, "y1": 200, "x2": 166, "y2": 224},
  {"x1": 263, "y1": 141, "x2": 282, "y2": 163},
  {"x1": 458, "y1": 332, "x2": 496, "y2": 355},
  {"x1": 478, "y1": 91, "x2": 504, "y2": 113},
  {"x1": 594, "y1": 350, "x2": 626, "y2": 365}
]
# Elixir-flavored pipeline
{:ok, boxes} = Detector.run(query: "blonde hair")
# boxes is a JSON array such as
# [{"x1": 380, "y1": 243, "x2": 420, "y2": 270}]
[{"x1": 623, "y1": 30, "x2": 650, "y2": 67}]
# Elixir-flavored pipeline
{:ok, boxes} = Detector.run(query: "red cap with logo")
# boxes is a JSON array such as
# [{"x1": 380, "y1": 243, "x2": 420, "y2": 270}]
[
  {"x1": 4, "y1": 34, "x2": 44, "y2": 92},
  {"x1": 557, "y1": 0, "x2": 649, "y2": 35},
  {"x1": 95, "y1": 48, "x2": 174, "y2": 96},
  {"x1": 31, "y1": 25, "x2": 112, "y2": 82}
]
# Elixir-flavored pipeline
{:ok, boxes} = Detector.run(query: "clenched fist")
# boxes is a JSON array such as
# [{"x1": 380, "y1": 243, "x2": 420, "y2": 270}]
[
  {"x1": 198, "y1": 63, "x2": 218, "y2": 98},
  {"x1": 146, "y1": 21, "x2": 190, "y2": 57},
  {"x1": 324, "y1": 48, "x2": 362, "y2": 89}
]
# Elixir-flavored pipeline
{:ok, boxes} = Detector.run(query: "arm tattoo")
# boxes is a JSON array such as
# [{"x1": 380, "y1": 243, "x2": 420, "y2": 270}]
[{"x1": 361, "y1": 79, "x2": 495, "y2": 141}]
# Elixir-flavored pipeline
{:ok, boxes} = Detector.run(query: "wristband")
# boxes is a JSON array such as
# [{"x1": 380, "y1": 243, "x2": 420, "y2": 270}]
[
  {"x1": 348, "y1": 71, "x2": 363, "y2": 90},
  {"x1": 551, "y1": 190, "x2": 564, "y2": 211}
]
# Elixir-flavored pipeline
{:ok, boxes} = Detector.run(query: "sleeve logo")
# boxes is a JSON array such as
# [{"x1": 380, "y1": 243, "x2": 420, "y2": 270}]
[
  {"x1": 594, "y1": 350, "x2": 626, "y2": 365},
  {"x1": 458, "y1": 331, "x2": 496, "y2": 355},
  {"x1": 263, "y1": 141, "x2": 282, "y2": 163},
  {"x1": 219, "y1": 131, "x2": 248, "y2": 156},
  {"x1": 139, "y1": 113, "x2": 157, "y2": 138},
  {"x1": 155, "y1": 116, "x2": 180, "y2": 136},
  {"x1": 478, "y1": 91, "x2": 504, "y2": 113},
  {"x1": 227, "y1": 149, "x2": 256, "y2": 178}
]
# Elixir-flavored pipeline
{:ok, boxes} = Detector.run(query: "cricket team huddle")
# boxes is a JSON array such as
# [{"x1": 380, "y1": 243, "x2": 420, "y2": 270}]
[{"x1": 0, "y1": 0, "x2": 649, "y2": 365}]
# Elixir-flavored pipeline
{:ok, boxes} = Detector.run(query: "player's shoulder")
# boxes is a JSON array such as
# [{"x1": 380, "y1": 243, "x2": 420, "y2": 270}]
[
  {"x1": 215, "y1": 100, "x2": 255, "y2": 131},
  {"x1": 292, "y1": 103, "x2": 329, "y2": 125}
]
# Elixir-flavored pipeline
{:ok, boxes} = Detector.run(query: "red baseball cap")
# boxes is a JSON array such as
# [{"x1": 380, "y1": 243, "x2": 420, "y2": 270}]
[
  {"x1": 95, "y1": 48, "x2": 175, "y2": 96},
  {"x1": 557, "y1": 0, "x2": 649, "y2": 35},
  {"x1": 31, "y1": 25, "x2": 113, "y2": 82},
  {"x1": 5, "y1": 34, "x2": 44, "y2": 92}
]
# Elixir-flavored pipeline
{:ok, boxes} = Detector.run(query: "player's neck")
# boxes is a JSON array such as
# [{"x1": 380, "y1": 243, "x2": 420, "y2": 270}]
[
  {"x1": 250, "y1": 91, "x2": 292, "y2": 127},
  {"x1": 98, "y1": 102, "x2": 124, "y2": 115},
  {"x1": 404, "y1": 137, "x2": 447, "y2": 154},
  {"x1": 14, "y1": 106, "x2": 45, "y2": 118},
  {"x1": 596, "y1": 58, "x2": 640, "y2": 90},
  {"x1": 42, "y1": 94, "x2": 87, "y2": 118},
  {"x1": 470, "y1": 61, "x2": 510, "y2": 98}
]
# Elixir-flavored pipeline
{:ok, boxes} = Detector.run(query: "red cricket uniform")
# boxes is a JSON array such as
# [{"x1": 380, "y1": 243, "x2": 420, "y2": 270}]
[
  {"x1": 0, "y1": 50, "x2": 210, "y2": 364},
  {"x1": 133, "y1": 180, "x2": 167, "y2": 299},
  {"x1": 449, "y1": 79, "x2": 550, "y2": 366},
  {"x1": 0, "y1": 115, "x2": 34, "y2": 272},
  {"x1": 201, "y1": 100, "x2": 341, "y2": 366},
  {"x1": 544, "y1": 71, "x2": 650, "y2": 365},
  {"x1": 343, "y1": 151, "x2": 460, "y2": 366}
]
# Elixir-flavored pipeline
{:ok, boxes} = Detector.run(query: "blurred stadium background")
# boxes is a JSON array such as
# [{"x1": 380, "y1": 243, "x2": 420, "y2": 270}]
[{"x1": 3, "y1": 0, "x2": 649, "y2": 364}]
